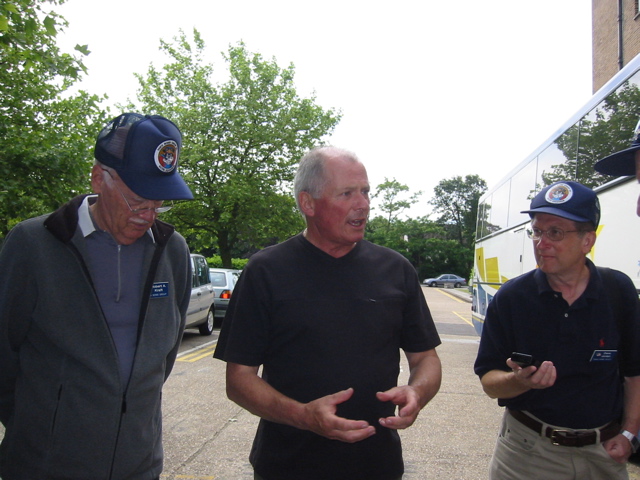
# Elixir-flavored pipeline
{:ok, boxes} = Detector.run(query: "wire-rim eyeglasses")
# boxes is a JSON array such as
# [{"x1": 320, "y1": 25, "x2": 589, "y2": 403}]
[
  {"x1": 526, "y1": 227, "x2": 581, "y2": 242},
  {"x1": 101, "y1": 168, "x2": 173, "y2": 214}
]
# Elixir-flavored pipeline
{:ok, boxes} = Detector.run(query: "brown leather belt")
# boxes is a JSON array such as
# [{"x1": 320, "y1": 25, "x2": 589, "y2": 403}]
[{"x1": 508, "y1": 409, "x2": 620, "y2": 447}]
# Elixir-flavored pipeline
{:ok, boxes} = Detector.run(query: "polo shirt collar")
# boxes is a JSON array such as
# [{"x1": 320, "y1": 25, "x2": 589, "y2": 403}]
[
  {"x1": 78, "y1": 195, "x2": 155, "y2": 242},
  {"x1": 533, "y1": 257, "x2": 600, "y2": 302}
]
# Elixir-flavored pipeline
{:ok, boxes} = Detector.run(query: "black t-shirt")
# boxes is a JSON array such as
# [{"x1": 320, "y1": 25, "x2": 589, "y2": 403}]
[{"x1": 215, "y1": 234, "x2": 440, "y2": 480}]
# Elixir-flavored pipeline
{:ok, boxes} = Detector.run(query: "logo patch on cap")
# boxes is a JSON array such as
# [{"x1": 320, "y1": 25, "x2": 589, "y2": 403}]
[
  {"x1": 155, "y1": 140, "x2": 178, "y2": 173},
  {"x1": 544, "y1": 183, "x2": 573, "y2": 204}
]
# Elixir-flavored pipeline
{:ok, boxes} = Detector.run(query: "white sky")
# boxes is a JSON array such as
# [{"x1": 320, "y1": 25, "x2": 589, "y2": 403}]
[{"x1": 56, "y1": 0, "x2": 593, "y2": 218}]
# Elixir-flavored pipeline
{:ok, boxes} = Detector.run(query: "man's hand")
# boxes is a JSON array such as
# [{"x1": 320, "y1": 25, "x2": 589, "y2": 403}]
[
  {"x1": 302, "y1": 388, "x2": 376, "y2": 443},
  {"x1": 376, "y1": 386, "x2": 421, "y2": 429},
  {"x1": 506, "y1": 358, "x2": 556, "y2": 390},
  {"x1": 604, "y1": 434, "x2": 633, "y2": 464}
]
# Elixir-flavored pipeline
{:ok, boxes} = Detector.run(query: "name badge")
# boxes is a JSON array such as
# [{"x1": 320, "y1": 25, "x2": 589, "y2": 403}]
[
  {"x1": 150, "y1": 282, "x2": 169, "y2": 298},
  {"x1": 590, "y1": 350, "x2": 617, "y2": 362}
]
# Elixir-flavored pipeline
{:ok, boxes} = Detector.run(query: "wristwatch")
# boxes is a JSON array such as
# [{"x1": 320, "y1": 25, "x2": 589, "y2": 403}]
[{"x1": 621, "y1": 430, "x2": 640, "y2": 453}]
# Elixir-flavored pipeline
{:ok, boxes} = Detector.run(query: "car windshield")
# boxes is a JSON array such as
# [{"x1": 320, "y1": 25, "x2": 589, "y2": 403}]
[{"x1": 210, "y1": 272, "x2": 227, "y2": 287}]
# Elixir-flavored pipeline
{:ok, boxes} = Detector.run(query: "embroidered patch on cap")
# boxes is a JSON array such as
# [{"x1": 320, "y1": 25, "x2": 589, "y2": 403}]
[
  {"x1": 544, "y1": 183, "x2": 573, "y2": 204},
  {"x1": 155, "y1": 140, "x2": 178, "y2": 173}
]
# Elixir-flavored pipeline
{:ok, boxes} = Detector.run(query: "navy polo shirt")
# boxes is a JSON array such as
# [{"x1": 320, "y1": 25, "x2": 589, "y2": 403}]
[{"x1": 474, "y1": 259, "x2": 640, "y2": 429}]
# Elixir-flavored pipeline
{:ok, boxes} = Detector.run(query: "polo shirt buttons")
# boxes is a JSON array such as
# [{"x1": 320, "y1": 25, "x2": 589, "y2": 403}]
[{"x1": 564, "y1": 313, "x2": 569, "y2": 318}]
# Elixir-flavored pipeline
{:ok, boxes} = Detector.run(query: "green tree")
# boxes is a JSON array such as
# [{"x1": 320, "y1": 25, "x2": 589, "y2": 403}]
[
  {"x1": 130, "y1": 31, "x2": 340, "y2": 266},
  {"x1": 366, "y1": 178, "x2": 423, "y2": 267},
  {"x1": 366, "y1": 214, "x2": 469, "y2": 281},
  {"x1": 429, "y1": 175, "x2": 487, "y2": 246},
  {"x1": 364, "y1": 176, "x2": 476, "y2": 279},
  {"x1": 0, "y1": 0, "x2": 107, "y2": 238},
  {"x1": 370, "y1": 177, "x2": 422, "y2": 228},
  {"x1": 421, "y1": 236, "x2": 469, "y2": 280}
]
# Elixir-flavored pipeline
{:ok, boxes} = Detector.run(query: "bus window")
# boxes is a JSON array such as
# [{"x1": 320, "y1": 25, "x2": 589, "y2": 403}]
[
  {"x1": 508, "y1": 159, "x2": 538, "y2": 229},
  {"x1": 536, "y1": 141, "x2": 571, "y2": 191},
  {"x1": 488, "y1": 181, "x2": 510, "y2": 233}
]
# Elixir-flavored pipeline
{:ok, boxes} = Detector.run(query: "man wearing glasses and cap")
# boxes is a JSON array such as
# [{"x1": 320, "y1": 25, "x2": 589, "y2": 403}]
[
  {"x1": 594, "y1": 119, "x2": 640, "y2": 217},
  {"x1": 474, "y1": 181, "x2": 640, "y2": 479},
  {"x1": 0, "y1": 113, "x2": 193, "y2": 480}
]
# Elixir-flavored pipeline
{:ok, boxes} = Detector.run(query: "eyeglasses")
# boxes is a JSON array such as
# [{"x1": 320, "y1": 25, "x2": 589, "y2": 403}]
[
  {"x1": 526, "y1": 227, "x2": 581, "y2": 242},
  {"x1": 101, "y1": 169, "x2": 173, "y2": 214}
]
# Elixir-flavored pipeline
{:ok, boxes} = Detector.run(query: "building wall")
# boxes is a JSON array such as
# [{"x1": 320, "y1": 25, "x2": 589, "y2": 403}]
[{"x1": 593, "y1": 0, "x2": 640, "y2": 92}]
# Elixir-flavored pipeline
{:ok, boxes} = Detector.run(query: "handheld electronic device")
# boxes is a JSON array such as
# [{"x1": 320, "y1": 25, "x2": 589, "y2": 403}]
[{"x1": 511, "y1": 352, "x2": 542, "y2": 368}]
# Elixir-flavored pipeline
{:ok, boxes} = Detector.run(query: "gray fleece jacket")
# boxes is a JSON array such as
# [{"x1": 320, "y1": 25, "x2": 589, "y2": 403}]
[{"x1": 0, "y1": 195, "x2": 191, "y2": 480}]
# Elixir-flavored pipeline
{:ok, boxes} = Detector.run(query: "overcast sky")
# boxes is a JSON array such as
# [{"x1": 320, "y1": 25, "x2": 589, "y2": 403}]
[{"x1": 56, "y1": 0, "x2": 593, "y2": 218}]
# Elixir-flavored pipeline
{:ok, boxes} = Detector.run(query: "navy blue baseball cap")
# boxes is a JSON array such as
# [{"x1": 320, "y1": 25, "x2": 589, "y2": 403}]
[
  {"x1": 521, "y1": 181, "x2": 600, "y2": 228},
  {"x1": 594, "y1": 117, "x2": 640, "y2": 176},
  {"x1": 94, "y1": 113, "x2": 193, "y2": 200}
]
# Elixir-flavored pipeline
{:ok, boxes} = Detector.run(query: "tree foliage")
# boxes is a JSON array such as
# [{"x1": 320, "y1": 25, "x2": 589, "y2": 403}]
[
  {"x1": 366, "y1": 214, "x2": 470, "y2": 281},
  {"x1": 130, "y1": 30, "x2": 341, "y2": 266},
  {"x1": 0, "y1": 0, "x2": 107, "y2": 238},
  {"x1": 429, "y1": 174, "x2": 487, "y2": 246},
  {"x1": 371, "y1": 177, "x2": 422, "y2": 227},
  {"x1": 548, "y1": 83, "x2": 640, "y2": 188},
  {"x1": 0, "y1": 2, "x2": 486, "y2": 280},
  {"x1": 365, "y1": 178, "x2": 473, "y2": 281}
]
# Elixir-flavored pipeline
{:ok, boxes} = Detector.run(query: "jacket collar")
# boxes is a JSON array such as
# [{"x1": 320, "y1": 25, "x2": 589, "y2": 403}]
[{"x1": 44, "y1": 194, "x2": 175, "y2": 247}]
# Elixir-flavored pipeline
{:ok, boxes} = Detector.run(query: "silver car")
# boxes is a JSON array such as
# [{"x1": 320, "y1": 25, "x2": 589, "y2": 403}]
[
  {"x1": 423, "y1": 274, "x2": 467, "y2": 288},
  {"x1": 209, "y1": 268, "x2": 241, "y2": 324},
  {"x1": 185, "y1": 254, "x2": 215, "y2": 335}
]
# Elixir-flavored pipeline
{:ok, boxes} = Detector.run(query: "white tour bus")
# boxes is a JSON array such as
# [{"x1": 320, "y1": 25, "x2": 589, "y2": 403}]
[{"x1": 472, "y1": 54, "x2": 640, "y2": 336}]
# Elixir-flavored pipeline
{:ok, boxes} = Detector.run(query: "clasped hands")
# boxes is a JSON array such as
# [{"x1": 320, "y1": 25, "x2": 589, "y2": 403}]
[{"x1": 301, "y1": 386, "x2": 421, "y2": 443}]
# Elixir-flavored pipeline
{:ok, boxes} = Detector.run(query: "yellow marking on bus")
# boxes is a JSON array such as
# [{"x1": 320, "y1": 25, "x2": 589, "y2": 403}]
[
  {"x1": 453, "y1": 311, "x2": 473, "y2": 327},
  {"x1": 476, "y1": 247, "x2": 486, "y2": 282},
  {"x1": 486, "y1": 256, "x2": 500, "y2": 285},
  {"x1": 177, "y1": 345, "x2": 217, "y2": 363}
]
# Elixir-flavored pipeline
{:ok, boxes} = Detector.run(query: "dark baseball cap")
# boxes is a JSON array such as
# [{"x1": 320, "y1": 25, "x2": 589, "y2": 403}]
[
  {"x1": 94, "y1": 113, "x2": 193, "y2": 200},
  {"x1": 594, "y1": 117, "x2": 640, "y2": 176},
  {"x1": 521, "y1": 181, "x2": 600, "y2": 228}
]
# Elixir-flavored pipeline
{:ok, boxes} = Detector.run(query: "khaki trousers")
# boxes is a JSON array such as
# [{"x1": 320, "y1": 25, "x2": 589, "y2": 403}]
[{"x1": 489, "y1": 411, "x2": 628, "y2": 480}]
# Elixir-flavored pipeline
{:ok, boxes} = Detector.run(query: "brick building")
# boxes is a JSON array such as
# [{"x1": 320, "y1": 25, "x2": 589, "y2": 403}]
[{"x1": 593, "y1": 0, "x2": 640, "y2": 91}]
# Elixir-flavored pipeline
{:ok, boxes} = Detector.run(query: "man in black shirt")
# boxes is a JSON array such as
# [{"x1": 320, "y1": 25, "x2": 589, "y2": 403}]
[{"x1": 214, "y1": 146, "x2": 442, "y2": 480}]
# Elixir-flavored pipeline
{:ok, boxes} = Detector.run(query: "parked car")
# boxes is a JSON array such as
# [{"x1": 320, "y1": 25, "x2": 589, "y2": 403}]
[
  {"x1": 185, "y1": 254, "x2": 215, "y2": 335},
  {"x1": 422, "y1": 274, "x2": 467, "y2": 288},
  {"x1": 209, "y1": 268, "x2": 242, "y2": 325}
]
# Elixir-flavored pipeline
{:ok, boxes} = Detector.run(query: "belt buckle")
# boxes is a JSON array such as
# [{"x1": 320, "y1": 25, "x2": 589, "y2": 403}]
[{"x1": 550, "y1": 429, "x2": 571, "y2": 446}]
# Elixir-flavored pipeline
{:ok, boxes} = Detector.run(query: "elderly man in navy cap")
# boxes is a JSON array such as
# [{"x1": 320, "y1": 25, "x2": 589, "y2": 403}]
[
  {"x1": 594, "y1": 119, "x2": 640, "y2": 216},
  {"x1": 0, "y1": 113, "x2": 193, "y2": 480},
  {"x1": 474, "y1": 181, "x2": 640, "y2": 480}
]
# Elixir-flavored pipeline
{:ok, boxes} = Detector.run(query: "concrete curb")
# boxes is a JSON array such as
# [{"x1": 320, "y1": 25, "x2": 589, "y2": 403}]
[{"x1": 422, "y1": 285, "x2": 472, "y2": 303}]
